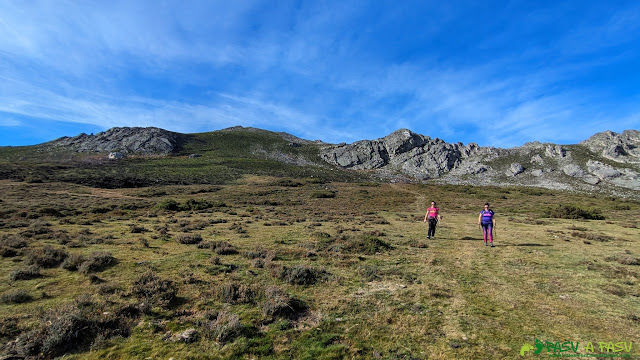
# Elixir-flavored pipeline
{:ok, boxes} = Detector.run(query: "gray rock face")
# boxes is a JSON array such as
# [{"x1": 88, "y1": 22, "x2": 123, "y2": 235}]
[
  {"x1": 545, "y1": 144, "x2": 566, "y2": 158},
  {"x1": 587, "y1": 160, "x2": 622, "y2": 179},
  {"x1": 50, "y1": 127, "x2": 179, "y2": 154},
  {"x1": 531, "y1": 155, "x2": 544, "y2": 165},
  {"x1": 506, "y1": 163, "x2": 525, "y2": 176},
  {"x1": 320, "y1": 129, "x2": 486, "y2": 180},
  {"x1": 581, "y1": 130, "x2": 640, "y2": 162},
  {"x1": 321, "y1": 127, "x2": 640, "y2": 198}
]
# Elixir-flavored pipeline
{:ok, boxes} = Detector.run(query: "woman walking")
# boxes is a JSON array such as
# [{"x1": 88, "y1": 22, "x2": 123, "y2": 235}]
[
  {"x1": 423, "y1": 201, "x2": 441, "y2": 239},
  {"x1": 478, "y1": 202, "x2": 496, "y2": 247}
]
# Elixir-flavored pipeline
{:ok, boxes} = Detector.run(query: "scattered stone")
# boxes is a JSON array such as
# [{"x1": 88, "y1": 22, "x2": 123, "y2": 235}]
[
  {"x1": 179, "y1": 328, "x2": 198, "y2": 343},
  {"x1": 108, "y1": 152, "x2": 125, "y2": 160},
  {"x1": 188, "y1": 154, "x2": 201, "y2": 158},
  {"x1": 531, "y1": 169, "x2": 543, "y2": 177}
]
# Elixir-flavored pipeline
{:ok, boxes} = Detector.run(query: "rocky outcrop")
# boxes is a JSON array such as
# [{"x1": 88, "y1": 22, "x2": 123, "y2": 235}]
[
  {"x1": 49, "y1": 127, "x2": 180, "y2": 154},
  {"x1": 321, "y1": 128, "x2": 640, "y2": 197},
  {"x1": 581, "y1": 130, "x2": 640, "y2": 163},
  {"x1": 320, "y1": 129, "x2": 488, "y2": 180}
]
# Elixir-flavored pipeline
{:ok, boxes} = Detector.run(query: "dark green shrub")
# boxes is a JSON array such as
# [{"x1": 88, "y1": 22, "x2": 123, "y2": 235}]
[
  {"x1": 129, "y1": 224, "x2": 148, "y2": 233},
  {"x1": 156, "y1": 199, "x2": 180, "y2": 211},
  {"x1": 0, "y1": 247, "x2": 19, "y2": 257},
  {"x1": 545, "y1": 204, "x2": 605, "y2": 220},
  {"x1": 310, "y1": 190, "x2": 336, "y2": 199}
]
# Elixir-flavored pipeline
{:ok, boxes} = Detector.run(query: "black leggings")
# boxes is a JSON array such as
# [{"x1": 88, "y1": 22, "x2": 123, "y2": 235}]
[{"x1": 428, "y1": 218, "x2": 437, "y2": 237}]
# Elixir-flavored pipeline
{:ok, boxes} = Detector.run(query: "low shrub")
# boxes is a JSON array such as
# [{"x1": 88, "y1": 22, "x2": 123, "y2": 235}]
[
  {"x1": 276, "y1": 264, "x2": 328, "y2": 285},
  {"x1": 1, "y1": 289, "x2": 33, "y2": 304},
  {"x1": 606, "y1": 254, "x2": 640, "y2": 266},
  {"x1": 203, "y1": 310, "x2": 243, "y2": 344},
  {"x1": 310, "y1": 190, "x2": 336, "y2": 199},
  {"x1": 79, "y1": 252, "x2": 117, "y2": 274},
  {"x1": 0, "y1": 234, "x2": 28, "y2": 249},
  {"x1": 8, "y1": 297, "x2": 135, "y2": 358},
  {"x1": 218, "y1": 283, "x2": 256, "y2": 304},
  {"x1": 177, "y1": 233, "x2": 203, "y2": 245},
  {"x1": 26, "y1": 245, "x2": 68, "y2": 268},
  {"x1": 197, "y1": 240, "x2": 237, "y2": 255},
  {"x1": 243, "y1": 247, "x2": 275, "y2": 261},
  {"x1": 129, "y1": 224, "x2": 148, "y2": 233},
  {"x1": 131, "y1": 271, "x2": 178, "y2": 309},
  {"x1": 545, "y1": 204, "x2": 605, "y2": 220},
  {"x1": 262, "y1": 286, "x2": 306, "y2": 318},
  {"x1": 61, "y1": 254, "x2": 86, "y2": 271},
  {"x1": 10, "y1": 265, "x2": 42, "y2": 281}
]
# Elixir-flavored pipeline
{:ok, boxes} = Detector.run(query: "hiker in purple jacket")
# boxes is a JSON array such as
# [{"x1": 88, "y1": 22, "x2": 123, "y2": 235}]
[{"x1": 478, "y1": 202, "x2": 496, "y2": 247}]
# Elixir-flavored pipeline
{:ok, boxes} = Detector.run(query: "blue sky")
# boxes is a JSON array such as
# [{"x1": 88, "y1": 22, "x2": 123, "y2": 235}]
[{"x1": 1, "y1": 1, "x2": 639, "y2": 147}]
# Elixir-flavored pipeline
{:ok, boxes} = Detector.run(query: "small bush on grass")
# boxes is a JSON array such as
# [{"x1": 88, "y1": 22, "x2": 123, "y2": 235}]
[
  {"x1": 276, "y1": 264, "x2": 329, "y2": 285},
  {"x1": 606, "y1": 254, "x2": 640, "y2": 266},
  {"x1": 129, "y1": 224, "x2": 148, "y2": 233},
  {"x1": 570, "y1": 231, "x2": 613, "y2": 242},
  {"x1": 203, "y1": 310, "x2": 243, "y2": 344},
  {"x1": 10, "y1": 265, "x2": 42, "y2": 281},
  {"x1": 1, "y1": 289, "x2": 33, "y2": 304},
  {"x1": 9, "y1": 297, "x2": 135, "y2": 359},
  {"x1": 218, "y1": 282, "x2": 257, "y2": 304},
  {"x1": 0, "y1": 247, "x2": 19, "y2": 257},
  {"x1": 79, "y1": 252, "x2": 117, "y2": 274},
  {"x1": 197, "y1": 240, "x2": 238, "y2": 255},
  {"x1": 545, "y1": 204, "x2": 605, "y2": 220},
  {"x1": 131, "y1": 270, "x2": 178, "y2": 309},
  {"x1": 26, "y1": 245, "x2": 68, "y2": 268},
  {"x1": 61, "y1": 254, "x2": 86, "y2": 271},
  {"x1": 310, "y1": 190, "x2": 336, "y2": 199},
  {"x1": 0, "y1": 234, "x2": 28, "y2": 249},
  {"x1": 262, "y1": 286, "x2": 307, "y2": 318},
  {"x1": 243, "y1": 246, "x2": 275, "y2": 261},
  {"x1": 177, "y1": 233, "x2": 203, "y2": 245}
]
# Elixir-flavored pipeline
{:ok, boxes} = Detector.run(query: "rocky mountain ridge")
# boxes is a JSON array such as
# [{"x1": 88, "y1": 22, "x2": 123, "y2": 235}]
[
  {"x1": 322, "y1": 128, "x2": 640, "y2": 195},
  {"x1": 44, "y1": 126, "x2": 640, "y2": 197}
]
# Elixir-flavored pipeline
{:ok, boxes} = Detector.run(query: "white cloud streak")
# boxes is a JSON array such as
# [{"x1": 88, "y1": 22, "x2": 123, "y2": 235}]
[{"x1": 0, "y1": 1, "x2": 638, "y2": 146}]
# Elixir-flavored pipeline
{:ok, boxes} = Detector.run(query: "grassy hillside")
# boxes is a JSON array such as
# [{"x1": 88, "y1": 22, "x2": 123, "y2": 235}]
[
  {"x1": 1, "y1": 178, "x2": 639, "y2": 359},
  {"x1": 0, "y1": 128, "x2": 365, "y2": 188}
]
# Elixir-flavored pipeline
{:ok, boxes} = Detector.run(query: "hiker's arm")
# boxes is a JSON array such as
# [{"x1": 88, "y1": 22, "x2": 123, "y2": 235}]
[
  {"x1": 424, "y1": 213, "x2": 428, "y2": 222},
  {"x1": 477, "y1": 214, "x2": 481, "y2": 225}
]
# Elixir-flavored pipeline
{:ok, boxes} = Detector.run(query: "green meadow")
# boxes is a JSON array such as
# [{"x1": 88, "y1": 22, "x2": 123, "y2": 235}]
[{"x1": 1, "y1": 177, "x2": 639, "y2": 359}]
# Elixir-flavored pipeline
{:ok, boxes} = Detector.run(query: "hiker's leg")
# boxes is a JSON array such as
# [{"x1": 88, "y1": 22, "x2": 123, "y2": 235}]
[
  {"x1": 482, "y1": 224, "x2": 487, "y2": 242},
  {"x1": 487, "y1": 224, "x2": 493, "y2": 243},
  {"x1": 428, "y1": 220, "x2": 435, "y2": 237},
  {"x1": 431, "y1": 219, "x2": 437, "y2": 237}
]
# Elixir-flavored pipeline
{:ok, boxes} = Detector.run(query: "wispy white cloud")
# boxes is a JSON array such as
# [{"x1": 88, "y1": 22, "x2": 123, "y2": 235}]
[{"x1": 0, "y1": 1, "x2": 639, "y2": 147}]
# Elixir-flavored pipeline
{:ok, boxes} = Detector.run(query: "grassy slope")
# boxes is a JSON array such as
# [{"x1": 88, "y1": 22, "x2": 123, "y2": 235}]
[
  {"x1": 0, "y1": 128, "x2": 365, "y2": 187},
  {"x1": 1, "y1": 179, "x2": 639, "y2": 359}
]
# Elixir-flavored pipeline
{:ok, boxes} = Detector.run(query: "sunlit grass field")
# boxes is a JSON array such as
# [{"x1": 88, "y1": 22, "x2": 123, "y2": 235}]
[{"x1": 1, "y1": 177, "x2": 639, "y2": 359}]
